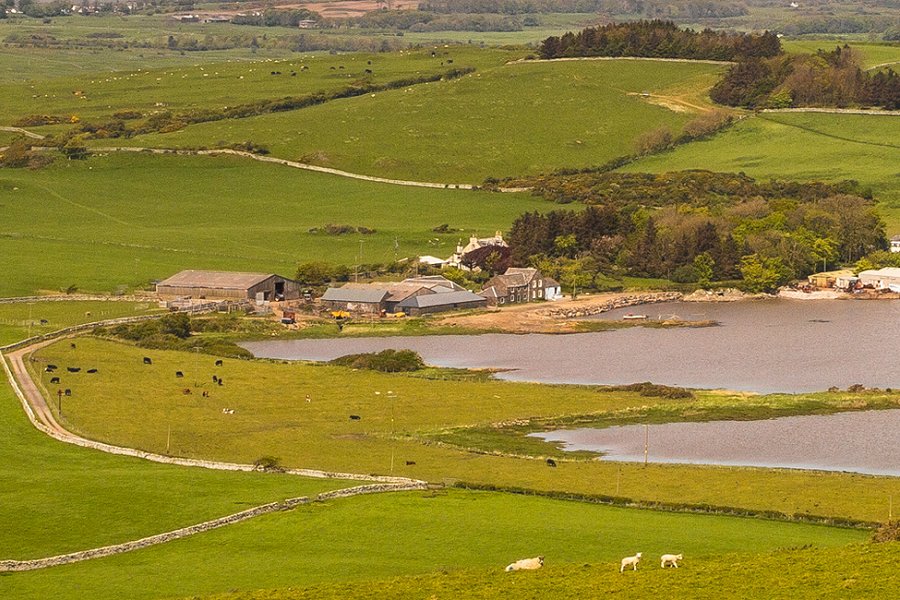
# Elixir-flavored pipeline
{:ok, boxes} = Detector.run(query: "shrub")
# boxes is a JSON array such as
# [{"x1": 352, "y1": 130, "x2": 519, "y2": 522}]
[
  {"x1": 609, "y1": 382, "x2": 694, "y2": 399},
  {"x1": 331, "y1": 349, "x2": 425, "y2": 372},
  {"x1": 253, "y1": 456, "x2": 282, "y2": 471},
  {"x1": 873, "y1": 521, "x2": 900, "y2": 543}
]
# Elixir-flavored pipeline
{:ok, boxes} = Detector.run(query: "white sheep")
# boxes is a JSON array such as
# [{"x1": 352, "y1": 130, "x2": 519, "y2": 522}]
[
  {"x1": 620, "y1": 552, "x2": 642, "y2": 572},
  {"x1": 660, "y1": 553, "x2": 683, "y2": 568},
  {"x1": 505, "y1": 556, "x2": 544, "y2": 572}
]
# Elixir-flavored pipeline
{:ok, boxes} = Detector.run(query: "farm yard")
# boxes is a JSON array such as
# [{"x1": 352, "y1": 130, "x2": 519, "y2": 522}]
[{"x1": 2, "y1": 7, "x2": 900, "y2": 599}]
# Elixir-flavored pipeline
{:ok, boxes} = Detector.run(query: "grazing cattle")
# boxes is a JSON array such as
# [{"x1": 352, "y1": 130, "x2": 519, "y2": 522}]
[
  {"x1": 143, "y1": 357, "x2": 152, "y2": 365},
  {"x1": 365, "y1": 69, "x2": 373, "y2": 74},
  {"x1": 431, "y1": 51, "x2": 436, "y2": 57},
  {"x1": 505, "y1": 556, "x2": 543, "y2": 572},
  {"x1": 50, "y1": 377, "x2": 60, "y2": 384},
  {"x1": 215, "y1": 359, "x2": 223, "y2": 367},
  {"x1": 70, "y1": 343, "x2": 77, "y2": 349},
  {"x1": 329, "y1": 66, "x2": 335, "y2": 70},
  {"x1": 339, "y1": 65, "x2": 344, "y2": 69},
  {"x1": 175, "y1": 371, "x2": 184, "y2": 378},
  {"x1": 367, "y1": 60, "x2": 372, "y2": 65},
  {"x1": 202, "y1": 391, "x2": 209, "y2": 398},
  {"x1": 405, "y1": 460, "x2": 416, "y2": 466},
  {"x1": 212, "y1": 375, "x2": 218, "y2": 383},
  {"x1": 64, "y1": 389, "x2": 71, "y2": 396},
  {"x1": 67, "y1": 367, "x2": 80, "y2": 373},
  {"x1": 291, "y1": 71, "x2": 296, "y2": 76},
  {"x1": 45, "y1": 365, "x2": 57, "y2": 372},
  {"x1": 182, "y1": 388, "x2": 191, "y2": 395},
  {"x1": 620, "y1": 553, "x2": 642, "y2": 573},
  {"x1": 349, "y1": 415, "x2": 361, "y2": 421},
  {"x1": 40, "y1": 319, "x2": 49, "y2": 325},
  {"x1": 86, "y1": 368, "x2": 98, "y2": 374},
  {"x1": 301, "y1": 65, "x2": 309, "y2": 71},
  {"x1": 660, "y1": 554, "x2": 682, "y2": 568},
  {"x1": 546, "y1": 458, "x2": 557, "y2": 467},
  {"x1": 217, "y1": 378, "x2": 223, "y2": 386}
]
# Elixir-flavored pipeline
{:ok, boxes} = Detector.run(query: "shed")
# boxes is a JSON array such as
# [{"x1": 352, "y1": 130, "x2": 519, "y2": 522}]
[
  {"x1": 156, "y1": 270, "x2": 300, "y2": 301},
  {"x1": 397, "y1": 290, "x2": 487, "y2": 316},
  {"x1": 807, "y1": 269, "x2": 854, "y2": 289},
  {"x1": 321, "y1": 287, "x2": 389, "y2": 314}
]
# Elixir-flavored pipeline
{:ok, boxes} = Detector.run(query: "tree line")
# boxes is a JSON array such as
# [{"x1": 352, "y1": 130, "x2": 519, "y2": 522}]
[
  {"x1": 538, "y1": 20, "x2": 781, "y2": 61},
  {"x1": 505, "y1": 171, "x2": 886, "y2": 291},
  {"x1": 711, "y1": 45, "x2": 900, "y2": 109},
  {"x1": 418, "y1": 0, "x2": 748, "y2": 19}
]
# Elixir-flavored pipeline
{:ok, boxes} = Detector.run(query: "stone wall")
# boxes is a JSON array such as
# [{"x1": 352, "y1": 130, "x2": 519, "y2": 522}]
[{"x1": 542, "y1": 292, "x2": 683, "y2": 319}]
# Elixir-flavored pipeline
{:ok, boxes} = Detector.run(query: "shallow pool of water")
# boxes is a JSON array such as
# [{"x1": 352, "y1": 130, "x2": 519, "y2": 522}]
[{"x1": 530, "y1": 409, "x2": 900, "y2": 476}]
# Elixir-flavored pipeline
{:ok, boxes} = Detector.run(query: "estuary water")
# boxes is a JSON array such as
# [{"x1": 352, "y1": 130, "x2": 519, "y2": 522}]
[
  {"x1": 242, "y1": 299, "x2": 900, "y2": 393},
  {"x1": 529, "y1": 409, "x2": 900, "y2": 476}
]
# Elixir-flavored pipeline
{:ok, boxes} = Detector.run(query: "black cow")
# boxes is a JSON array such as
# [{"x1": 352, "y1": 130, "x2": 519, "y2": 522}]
[
  {"x1": 175, "y1": 371, "x2": 184, "y2": 378},
  {"x1": 67, "y1": 367, "x2": 80, "y2": 373},
  {"x1": 70, "y1": 343, "x2": 76, "y2": 349},
  {"x1": 64, "y1": 389, "x2": 72, "y2": 396},
  {"x1": 217, "y1": 378, "x2": 223, "y2": 386},
  {"x1": 40, "y1": 319, "x2": 49, "y2": 325},
  {"x1": 212, "y1": 375, "x2": 218, "y2": 383},
  {"x1": 215, "y1": 359, "x2": 223, "y2": 367},
  {"x1": 45, "y1": 365, "x2": 57, "y2": 372},
  {"x1": 349, "y1": 415, "x2": 361, "y2": 421},
  {"x1": 365, "y1": 69, "x2": 372, "y2": 74},
  {"x1": 546, "y1": 458, "x2": 557, "y2": 467},
  {"x1": 86, "y1": 368, "x2": 98, "y2": 374},
  {"x1": 405, "y1": 460, "x2": 416, "y2": 466},
  {"x1": 143, "y1": 357, "x2": 152, "y2": 365},
  {"x1": 50, "y1": 377, "x2": 60, "y2": 384}
]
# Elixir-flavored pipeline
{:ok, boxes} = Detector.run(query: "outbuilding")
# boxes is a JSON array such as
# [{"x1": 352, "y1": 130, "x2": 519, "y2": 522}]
[
  {"x1": 156, "y1": 270, "x2": 301, "y2": 301},
  {"x1": 858, "y1": 267, "x2": 900, "y2": 291},
  {"x1": 397, "y1": 290, "x2": 487, "y2": 316},
  {"x1": 320, "y1": 287, "x2": 389, "y2": 314}
]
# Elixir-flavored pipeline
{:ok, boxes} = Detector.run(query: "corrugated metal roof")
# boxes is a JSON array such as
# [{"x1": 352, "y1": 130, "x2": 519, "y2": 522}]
[
  {"x1": 398, "y1": 290, "x2": 486, "y2": 308},
  {"x1": 321, "y1": 287, "x2": 389, "y2": 303},
  {"x1": 157, "y1": 270, "x2": 275, "y2": 290}
]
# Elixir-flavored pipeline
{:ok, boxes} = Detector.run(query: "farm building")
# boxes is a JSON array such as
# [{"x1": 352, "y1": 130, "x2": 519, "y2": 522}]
[
  {"x1": 156, "y1": 270, "x2": 301, "y2": 301},
  {"x1": 320, "y1": 288, "x2": 389, "y2": 314},
  {"x1": 481, "y1": 268, "x2": 560, "y2": 306},
  {"x1": 444, "y1": 231, "x2": 508, "y2": 270},
  {"x1": 398, "y1": 290, "x2": 487, "y2": 316},
  {"x1": 807, "y1": 269, "x2": 854, "y2": 289},
  {"x1": 321, "y1": 276, "x2": 484, "y2": 315},
  {"x1": 857, "y1": 267, "x2": 900, "y2": 291},
  {"x1": 891, "y1": 235, "x2": 900, "y2": 253}
]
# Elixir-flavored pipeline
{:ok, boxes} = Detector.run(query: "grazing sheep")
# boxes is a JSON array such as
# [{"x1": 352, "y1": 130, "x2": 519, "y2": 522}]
[
  {"x1": 546, "y1": 458, "x2": 557, "y2": 467},
  {"x1": 660, "y1": 554, "x2": 682, "y2": 568},
  {"x1": 222, "y1": 408, "x2": 234, "y2": 414},
  {"x1": 505, "y1": 556, "x2": 543, "y2": 572},
  {"x1": 620, "y1": 552, "x2": 642, "y2": 572}
]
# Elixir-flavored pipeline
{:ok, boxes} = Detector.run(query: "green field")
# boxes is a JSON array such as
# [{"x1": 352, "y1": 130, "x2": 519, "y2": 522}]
[
  {"x1": 115, "y1": 59, "x2": 724, "y2": 182},
  {"x1": 29, "y1": 337, "x2": 900, "y2": 524},
  {"x1": 783, "y1": 40, "x2": 900, "y2": 69},
  {"x1": 621, "y1": 112, "x2": 900, "y2": 232},
  {"x1": 0, "y1": 300, "x2": 162, "y2": 346},
  {"x1": 200, "y1": 541, "x2": 900, "y2": 600},
  {"x1": 1, "y1": 488, "x2": 866, "y2": 600},
  {"x1": 0, "y1": 47, "x2": 514, "y2": 125},
  {"x1": 0, "y1": 152, "x2": 549, "y2": 296},
  {"x1": 0, "y1": 376, "x2": 355, "y2": 560}
]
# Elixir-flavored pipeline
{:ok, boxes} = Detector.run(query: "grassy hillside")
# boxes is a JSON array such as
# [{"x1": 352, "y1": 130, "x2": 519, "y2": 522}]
[
  {"x1": 0, "y1": 152, "x2": 548, "y2": 296},
  {"x1": 621, "y1": 112, "x2": 900, "y2": 232},
  {"x1": 2, "y1": 488, "x2": 866, "y2": 600},
  {"x1": 30, "y1": 337, "x2": 900, "y2": 523},
  {"x1": 197, "y1": 540, "x2": 900, "y2": 600},
  {"x1": 782, "y1": 40, "x2": 900, "y2": 69},
  {"x1": 116, "y1": 59, "x2": 724, "y2": 182}
]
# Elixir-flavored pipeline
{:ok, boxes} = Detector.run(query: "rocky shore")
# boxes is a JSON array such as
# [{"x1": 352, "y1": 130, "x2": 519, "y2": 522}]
[{"x1": 542, "y1": 292, "x2": 683, "y2": 319}]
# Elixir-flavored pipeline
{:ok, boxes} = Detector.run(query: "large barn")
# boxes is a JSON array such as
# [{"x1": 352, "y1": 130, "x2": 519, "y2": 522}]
[{"x1": 156, "y1": 270, "x2": 302, "y2": 301}]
